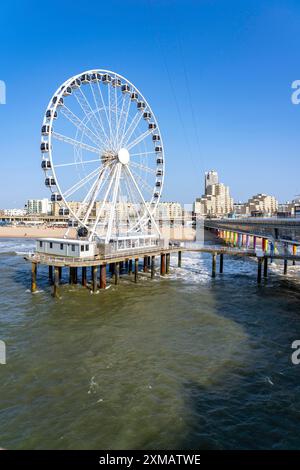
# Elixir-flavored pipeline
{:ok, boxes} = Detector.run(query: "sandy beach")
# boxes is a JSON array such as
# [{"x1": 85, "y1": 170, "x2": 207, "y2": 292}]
[
  {"x1": 0, "y1": 225, "x2": 196, "y2": 241},
  {"x1": 0, "y1": 226, "x2": 77, "y2": 239}
]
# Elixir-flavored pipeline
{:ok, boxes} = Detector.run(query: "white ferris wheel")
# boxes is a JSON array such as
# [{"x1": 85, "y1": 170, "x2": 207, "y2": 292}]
[{"x1": 40, "y1": 69, "x2": 165, "y2": 245}]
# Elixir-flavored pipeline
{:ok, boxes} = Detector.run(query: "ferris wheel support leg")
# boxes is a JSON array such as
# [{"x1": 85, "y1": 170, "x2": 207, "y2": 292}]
[
  {"x1": 100, "y1": 264, "x2": 107, "y2": 289},
  {"x1": 134, "y1": 259, "x2": 139, "y2": 283}
]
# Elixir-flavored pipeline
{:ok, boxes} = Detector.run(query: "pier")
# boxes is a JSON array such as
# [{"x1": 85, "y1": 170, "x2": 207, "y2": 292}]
[{"x1": 25, "y1": 242, "x2": 300, "y2": 298}]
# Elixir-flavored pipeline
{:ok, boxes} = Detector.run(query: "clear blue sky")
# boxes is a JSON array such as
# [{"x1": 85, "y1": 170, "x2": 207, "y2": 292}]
[{"x1": 1, "y1": 0, "x2": 300, "y2": 207}]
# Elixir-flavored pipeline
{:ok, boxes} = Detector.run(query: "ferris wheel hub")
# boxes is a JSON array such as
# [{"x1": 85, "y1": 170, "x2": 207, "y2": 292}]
[{"x1": 117, "y1": 147, "x2": 130, "y2": 165}]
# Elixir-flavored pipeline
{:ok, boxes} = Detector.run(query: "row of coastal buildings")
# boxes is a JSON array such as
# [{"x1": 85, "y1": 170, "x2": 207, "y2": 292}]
[
  {"x1": 194, "y1": 170, "x2": 300, "y2": 218},
  {"x1": 1, "y1": 170, "x2": 299, "y2": 219}
]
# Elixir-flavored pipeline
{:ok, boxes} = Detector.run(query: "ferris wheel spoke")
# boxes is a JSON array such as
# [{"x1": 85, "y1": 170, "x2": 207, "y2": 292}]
[
  {"x1": 96, "y1": 80, "x2": 113, "y2": 147},
  {"x1": 60, "y1": 105, "x2": 104, "y2": 149},
  {"x1": 63, "y1": 166, "x2": 101, "y2": 199},
  {"x1": 89, "y1": 164, "x2": 118, "y2": 240},
  {"x1": 126, "y1": 129, "x2": 152, "y2": 151},
  {"x1": 130, "y1": 151, "x2": 156, "y2": 157},
  {"x1": 89, "y1": 82, "x2": 111, "y2": 146},
  {"x1": 125, "y1": 166, "x2": 160, "y2": 234},
  {"x1": 123, "y1": 170, "x2": 145, "y2": 232},
  {"x1": 52, "y1": 132, "x2": 101, "y2": 155},
  {"x1": 105, "y1": 163, "x2": 122, "y2": 243},
  {"x1": 83, "y1": 163, "x2": 112, "y2": 224},
  {"x1": 107, "y1": 85, "x2": 113, "y2": 149},
  {"x1": 74, "y1": 88, "x2": 109, "y2": 146},
  {"x1": 119, "y1": 93, "x2": 132, "y2": 146},
  {"x1": 130, "y1": 168, "x2": 153, "y2": 194},
  {"x1": 120, "y1": 110, "x2": 144, "y2": 147},
  {"x1": 130, "y1": 160, "x2": 156, "y2": 175},
  {"x1": 54, "y1": 158, "x2": 100, "y2": 168}
]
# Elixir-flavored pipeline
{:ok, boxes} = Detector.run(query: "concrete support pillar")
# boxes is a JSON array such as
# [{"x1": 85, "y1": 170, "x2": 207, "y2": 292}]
[
  {"x1": 100, "y1": 264, "x2": 106, "y2": 289},
  {"x1": 257, "y1": 258, "x2": 262, "y2": 284},
  {"x1": 151, "y1": 256, "x2": 155, "y2": 279},
  {"x1": 166, "y1": 253, "x2": 170, "y2": 274},
  {"x1": 114, "y1": 262, "x2": 119, "y2": 285},
  {"x1": 53, "y1": 266, "x2": 59, "y2": 298},
  {"x1": 219, "y1": 253, "x2": 224, "y2": 273},
  {"x1": 212, "y1": 253, "x2": 216, "y2": 278},
  {"x1": 48, "y1": 265, "x2": 53, "y2": 284},
  {"x1": 128, "y1": 259, "x2": 133, "y2": 275},
  {"x1": 134, "y1": 258, "x2": 139, "y2": 283},
  {"x1": 284, "y1": 259, "x2": 288, "y2": 275},
  {"x1": 82, "y1": 267, "x2": 87, "y2": 287},
  {"x1": 143, "y1": 256, "x2": 148, "y2": 273},
  {"x1": 160, "y1": 253, "x2": 166, "y2": 276},
  {"x1": 31, "y1": 262, "x2": 37, "y2": 293},
  {"x1": 92, "y1": 266, "x2": 98, "y2": 292},
  {"x1": 263, "y1": 257, "x2": 268, "y2": 278},
  {"x1": 178, "y1": 250, "x2": 182, "y2": 267}
]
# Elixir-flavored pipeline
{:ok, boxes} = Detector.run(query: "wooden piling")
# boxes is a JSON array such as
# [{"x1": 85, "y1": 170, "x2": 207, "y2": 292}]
[
  {"x1": 166, "y1": 253, "x2": 170, "y2": 274},
  {"x1": 257, "y1": 258, "x2": 262, "y2": 284},
  {"x1": 100, "y1": 264, "x2": 106, "y2": 289},
  {"x1": 151, "y1": 256, "x2": 155, "y2": 279},
  {"x1": 82, "y1": 267, "x2": 87, "y2": 287},
  {"x1": 114, "y1": 262, "x2": 119, "y2": 285},
  {"x1": 134, "y1": 258, "x2": 139, "y2": 283},
  {"x1": 128, "y1": 259, "x2": 133, "y2": 275},
  {"x1": 48, "y1": 265, "x2": 53, "y2": 284},
  {"x1": 263, "y1": 257, "x2": 268, "y2": 278},
  {"x1": 212, "y1": 253, "x2": 216, "y2": 278},
  {"x1": 53, "y1": 266, "x2": 59, "y2": 298},
  {"x1": 73, "y1": 267, "x2": 77, "y2": 284},
  {"x1": 143, "y1": 256, "x2": 148, "y2": 273},
  {"x1": 219, "y1": 253, "x2": 224, "y2": 274},
  {"x1": 92, "y1": 266, "x2": 98, "y2": 292},
  {"x1": 160, "y1": 253, "x2": 166, "y2": 276},
  {"x1": 178, "y1": 250, "x2": 182, "y2": 268},
  {"x1": 58, "y1": 266, "x2": 62, "y2": 281},
  {"x1": 31, "y1": 262, "x2": 37, "y2": 293},
  {"x1": 284, "y1": 259, "x2": 288, "y2": 275}
]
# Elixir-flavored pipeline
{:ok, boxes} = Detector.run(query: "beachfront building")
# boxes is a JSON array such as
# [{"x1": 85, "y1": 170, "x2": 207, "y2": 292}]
[
  {"x1": 236, "y1": 193, "x2": 278, "y2": 217},
  {"x1": 3, "y1": 208, "x2": 27, "y2": 216},
  {"x1": 26, "y1": 198, "x2": 51, "y2": 215},
  {"x1": 194, "y1": 171, "x2": 233, "y2": 217}
]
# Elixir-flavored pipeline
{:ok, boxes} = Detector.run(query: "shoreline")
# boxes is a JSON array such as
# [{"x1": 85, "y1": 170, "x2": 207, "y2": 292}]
[{"x1": 0, "y1": 225, "x2": 197, "y2": 241}]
